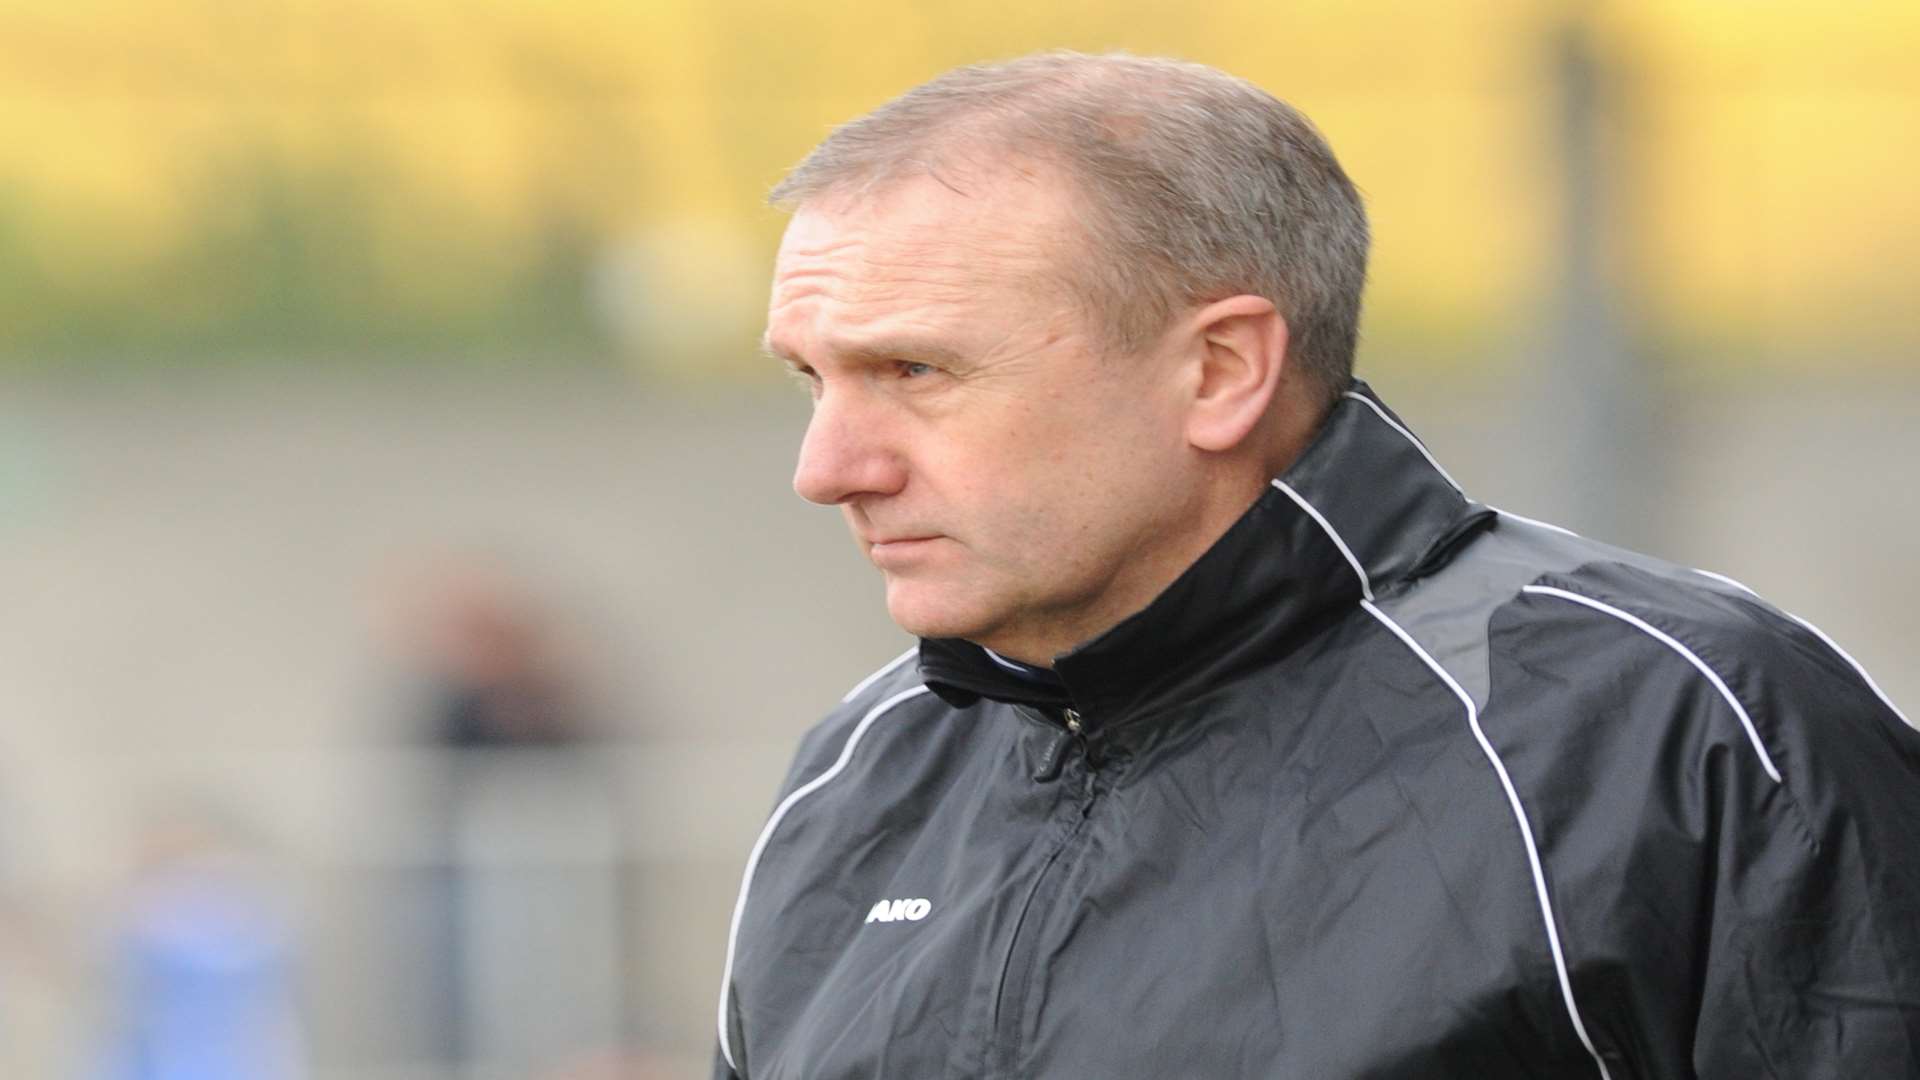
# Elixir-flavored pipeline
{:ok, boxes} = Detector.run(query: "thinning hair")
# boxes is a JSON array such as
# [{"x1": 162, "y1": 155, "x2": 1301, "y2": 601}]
[{"x1": 770, "y1": 51, "x2": 1371, "y2": 403}]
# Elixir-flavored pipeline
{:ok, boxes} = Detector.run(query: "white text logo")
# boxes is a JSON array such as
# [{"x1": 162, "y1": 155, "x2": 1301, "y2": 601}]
[{"x1": 864, "y1": 898, "x2": 932, "y2": 924}]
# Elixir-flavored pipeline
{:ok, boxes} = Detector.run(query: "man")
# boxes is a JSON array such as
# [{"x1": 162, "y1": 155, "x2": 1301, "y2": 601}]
[{"x1": 716, "y1": 52, "x2": 1920, "y2": 1079}]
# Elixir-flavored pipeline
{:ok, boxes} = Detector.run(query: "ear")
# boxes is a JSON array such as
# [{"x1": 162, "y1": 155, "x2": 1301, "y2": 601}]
[{"x1": 1181, "y1": 295, "x2": 1288, "y2": 453}]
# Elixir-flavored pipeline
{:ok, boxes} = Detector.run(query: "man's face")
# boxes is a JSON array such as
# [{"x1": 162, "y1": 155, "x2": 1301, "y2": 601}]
[{"x1": 764, "y1": 167, "x2": 1206, "y2": 661}]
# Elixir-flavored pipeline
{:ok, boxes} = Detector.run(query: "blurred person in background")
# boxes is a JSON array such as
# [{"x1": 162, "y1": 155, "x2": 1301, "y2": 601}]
[
  {"x1": 407, "y1": 558, "x2": 595, "y2": 750},
  {"x1": 715, "y1": 52, "x2": 1920, "y2": 1078},
  {"x1": 94, "y1": 802, "x2": 306, "y2": 1080},
  {"x1": 392, "y1": 555, "x2": 633, "y2": 1075}
]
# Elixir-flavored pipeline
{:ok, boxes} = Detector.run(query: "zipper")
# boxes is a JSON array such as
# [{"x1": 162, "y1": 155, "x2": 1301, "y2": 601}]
[
  {"x1": 989, "y1": 709, "x2": 1103, "y2": 1076},
  {"x1": 1029, "y1": 706, "x2": 1091, "y2": 783}
]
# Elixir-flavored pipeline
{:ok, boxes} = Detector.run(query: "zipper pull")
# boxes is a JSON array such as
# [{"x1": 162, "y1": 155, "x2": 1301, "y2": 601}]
[
  {"x1": 1032, "y1": 727, "x2": 1072, "y2": 782},
  {"x1": 1063, "y1": 708, "x2": 1102, "y2": 808},
  {"x1": 1032, "y1": 708, "x2": 1085, "y2": 783}
]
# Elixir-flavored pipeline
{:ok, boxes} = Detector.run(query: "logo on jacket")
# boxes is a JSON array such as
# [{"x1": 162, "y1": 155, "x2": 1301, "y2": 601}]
[{"x1": 864, "y1": 898, "x2": 932, "y2": 924}]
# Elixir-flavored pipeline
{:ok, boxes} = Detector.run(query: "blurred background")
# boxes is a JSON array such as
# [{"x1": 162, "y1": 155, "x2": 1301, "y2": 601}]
[{"x1": 1, "y1": 1, "x2": 1915, "y2": 1076}]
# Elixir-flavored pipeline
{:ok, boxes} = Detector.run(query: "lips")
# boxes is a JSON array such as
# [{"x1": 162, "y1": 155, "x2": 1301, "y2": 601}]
[
  {"x1": 866, "y1": 534, "x2": 940, "y2": 547},
  {"x1": 864, "y1": 534, "x2": 944, "y2": 568}
]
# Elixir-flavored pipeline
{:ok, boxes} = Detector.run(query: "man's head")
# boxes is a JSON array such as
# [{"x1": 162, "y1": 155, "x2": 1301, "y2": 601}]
[
  {"x1": 772, "y1": 51, "x2": 1370, "y2": 407},
  {"x1": 763, "y1": 52, "x2": 1370, "y2": 663}
]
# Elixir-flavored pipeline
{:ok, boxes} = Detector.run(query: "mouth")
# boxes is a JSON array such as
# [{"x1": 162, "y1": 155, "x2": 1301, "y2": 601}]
[{"x1": 864, "y1": 535, "x2": 943, "y2": 567}]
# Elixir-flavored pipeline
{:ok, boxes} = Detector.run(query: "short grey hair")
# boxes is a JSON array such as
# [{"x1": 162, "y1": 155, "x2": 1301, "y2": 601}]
[{"x1": 770, "y1": 51, "x2": 1370, "y2": 403}]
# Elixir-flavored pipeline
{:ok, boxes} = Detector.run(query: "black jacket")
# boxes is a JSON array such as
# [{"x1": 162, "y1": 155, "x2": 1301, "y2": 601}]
[{"x1": 715, "y1": 383, "x2": 1920, "y2": 1079}]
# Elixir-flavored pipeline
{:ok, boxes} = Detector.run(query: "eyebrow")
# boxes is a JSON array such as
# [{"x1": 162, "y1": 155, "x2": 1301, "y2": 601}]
[
  {"x1": 760, "y1": 334, "x2": 969, "y2": 369},
  {"x1": 758, "y1": 335, "x2": 794, "y2": 364}
]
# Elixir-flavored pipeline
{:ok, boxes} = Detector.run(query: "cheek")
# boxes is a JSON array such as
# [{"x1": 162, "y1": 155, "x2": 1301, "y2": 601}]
[
  {"x1": 932, "y1": 451, "x2": 1071, "y2": 563},
  {"x1": 921, "y1": 414, "x2": 1047, "y2": 503},
  {"x1": 920, "y1": 384, "x2": 1173, "y2": 552}
]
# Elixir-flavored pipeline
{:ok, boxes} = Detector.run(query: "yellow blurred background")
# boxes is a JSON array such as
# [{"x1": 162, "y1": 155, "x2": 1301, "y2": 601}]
[
  {"x1": 2, "y1": 0, "x2": 1916, "y2": 374},
  {"x1": 0, "y1": 4, "x2": 1915, "y2": 1078}
]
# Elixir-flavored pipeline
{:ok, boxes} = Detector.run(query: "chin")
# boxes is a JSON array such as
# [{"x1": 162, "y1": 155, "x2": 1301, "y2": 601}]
[{"x1": 883, "y1": 582, "x2": 1000, "y2": 643}]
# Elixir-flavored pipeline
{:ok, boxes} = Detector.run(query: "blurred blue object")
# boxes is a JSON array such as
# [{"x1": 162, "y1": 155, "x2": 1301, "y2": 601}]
[{"x1": 99, "y1": 845, "x2": 304, "y2": 1080}]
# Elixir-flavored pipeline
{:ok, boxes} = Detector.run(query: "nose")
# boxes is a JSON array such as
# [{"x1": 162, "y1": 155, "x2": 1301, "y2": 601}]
[{"x1": 793, "y1": 387, "x2": 906, "y2": 505}]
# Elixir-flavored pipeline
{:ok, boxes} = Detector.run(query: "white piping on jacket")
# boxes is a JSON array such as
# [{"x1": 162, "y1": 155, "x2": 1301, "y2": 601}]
[
  {"x1": 1341, "y1": 390, "x2": 1465, "y2": 495},
  {"x1": 1361, "y1": 600, "x2": 1614, "y2": 1080},
  {"x1": 1456, "y1": 483, "x2": 1902, "y2": 740},
  {"x1": 1270, "y1": 479, "x2": 1374, "y2": 601},
  {"x1": 842, "y1": 646, "x2": 919, "y2": 703},
  {"x1": 1346, "y1": 390, "x2": 1572, "y2": 543},
  {"x1": 1522, "y1": 585, "x2": 1783, "y2": 784},
  {"x1": 1491, "y1": 507, "x2": 1581, "y2": 537},
  {"x1": 716, "y1": 684, "x2": 931, "y2": 1071},
  {"x1": 1272, "y1": 449, "x2": 1612, "y2": 1079},
  {"x1": 983, "y1": 647, "x2": 1050, "y2": 678},
  {"x1": 1691, "y1": 568, "x2": 1911, "y2": 729}
]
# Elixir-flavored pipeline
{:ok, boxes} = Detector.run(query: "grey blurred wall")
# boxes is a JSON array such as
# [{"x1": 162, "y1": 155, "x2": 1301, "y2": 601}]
[{"x1": 0, "y1": 368, "x2": 1914, "y2": 1076}]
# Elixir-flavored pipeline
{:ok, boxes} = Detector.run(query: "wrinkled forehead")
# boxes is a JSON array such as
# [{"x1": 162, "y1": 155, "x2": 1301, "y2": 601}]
[{"x1": 772, "y1": 162, "x2": 1085, "y2": 306}]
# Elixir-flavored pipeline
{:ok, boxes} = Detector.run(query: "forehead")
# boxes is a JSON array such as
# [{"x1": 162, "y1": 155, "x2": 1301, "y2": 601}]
[
  {"x1": 786, "y1": 159, "x2": 1076, "y2": 269},
  {"x1": 767, "y1": 167, "x2": 1081, "y2": 355}
]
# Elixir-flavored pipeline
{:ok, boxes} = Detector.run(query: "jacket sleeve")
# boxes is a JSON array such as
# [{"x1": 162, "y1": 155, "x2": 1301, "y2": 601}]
[
  {"x1": 1689, "y1": 618, "x2": 1920, "y2": 1076},
  {"x1": 711, "y1": 1044, "x2": 742, "y2": 1080}
]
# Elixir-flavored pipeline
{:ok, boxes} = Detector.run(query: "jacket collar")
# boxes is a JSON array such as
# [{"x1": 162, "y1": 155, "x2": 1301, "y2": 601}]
[{"x1": 917, "y1": 381, "x2": 1494, "y2": 733}]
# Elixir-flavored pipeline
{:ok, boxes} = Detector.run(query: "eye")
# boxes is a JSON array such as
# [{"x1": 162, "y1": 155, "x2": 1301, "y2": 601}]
[
  {"x1": 784, "y1": 363, "x2": 822, "y2": 395},
  {"x1": 897, "y1": 360, "x2": 936, "y2": 379}
]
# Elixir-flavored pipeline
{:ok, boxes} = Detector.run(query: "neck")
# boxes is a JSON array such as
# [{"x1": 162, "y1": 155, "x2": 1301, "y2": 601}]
[
  {"x1": 1261, "y1": 379, "x2": 1334, "y2": 479},
  {"x1": 976, "y1": 382, "x2": 1336, "y2": 666}
]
